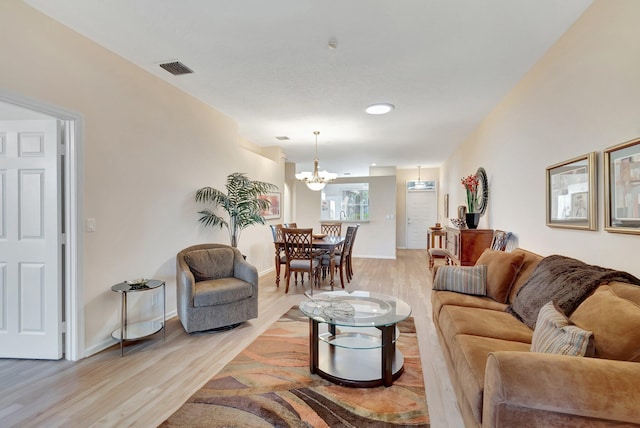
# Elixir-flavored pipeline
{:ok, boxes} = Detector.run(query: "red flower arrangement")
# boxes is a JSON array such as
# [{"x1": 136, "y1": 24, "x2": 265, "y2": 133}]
[{"x1": 461, "y1": 174, "x2": 479, "y2": 213}]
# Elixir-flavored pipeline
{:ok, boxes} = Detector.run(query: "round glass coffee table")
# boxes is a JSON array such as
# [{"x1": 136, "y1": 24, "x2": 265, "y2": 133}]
[{"x1": 299, "y1": 290, "x2": 412, "y2": 387}]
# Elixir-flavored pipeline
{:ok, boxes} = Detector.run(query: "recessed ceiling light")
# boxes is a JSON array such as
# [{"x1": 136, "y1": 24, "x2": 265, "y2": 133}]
[{"x1": 365, "y1": 103, "x2": 395, "y2": 115}]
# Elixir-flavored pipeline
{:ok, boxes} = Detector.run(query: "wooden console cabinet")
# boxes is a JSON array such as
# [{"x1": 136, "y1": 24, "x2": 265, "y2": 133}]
[{"x1": 445, "y1": 227, "x2": 493, "y2": 266}]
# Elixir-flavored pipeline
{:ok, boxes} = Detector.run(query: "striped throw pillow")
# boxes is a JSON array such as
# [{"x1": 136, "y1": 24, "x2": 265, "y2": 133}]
[
  {"x1": 531, "y1": 301, "x2": 594, "y2": 356},
  {"x1": 433, "y1": 265, "x2": 487, "y2": 296}
]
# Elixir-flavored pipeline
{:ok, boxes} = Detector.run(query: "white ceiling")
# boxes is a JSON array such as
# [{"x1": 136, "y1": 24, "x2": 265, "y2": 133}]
[{"x1": 23, "y1": 0, "x2": 592, "y2": 177}]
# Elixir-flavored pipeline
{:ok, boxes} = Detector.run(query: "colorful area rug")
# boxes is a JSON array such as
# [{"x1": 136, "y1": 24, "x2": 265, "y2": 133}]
[{"x1": 160, "y1": 307, "x2": 429, "y2": 427}]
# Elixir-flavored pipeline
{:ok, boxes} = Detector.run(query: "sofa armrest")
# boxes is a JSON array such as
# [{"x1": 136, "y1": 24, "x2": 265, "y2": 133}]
[{"x1": 483, "y1": 351, "x2": 640, "y2": 427}]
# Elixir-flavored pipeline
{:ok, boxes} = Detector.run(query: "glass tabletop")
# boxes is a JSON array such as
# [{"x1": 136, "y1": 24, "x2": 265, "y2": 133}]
[
  {"x1": 299, "y1": 290, "x2": 411, "y2": 327},
  {"x1": 111, "y1": 279, "x2": 164, "y2": 292}
]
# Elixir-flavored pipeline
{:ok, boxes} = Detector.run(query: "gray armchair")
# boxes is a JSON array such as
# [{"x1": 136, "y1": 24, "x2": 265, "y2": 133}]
[{"x1": 176, "y1": 243, "x2": 258, "y2": 333}]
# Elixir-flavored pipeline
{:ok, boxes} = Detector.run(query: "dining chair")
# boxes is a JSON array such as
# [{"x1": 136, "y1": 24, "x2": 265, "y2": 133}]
[
  {"x1": 345, "y1": 224, "x2": 360, "y2": 281},
  {"x1": 320, "y1": 222, "x2": 342, "y2": 237},
  {"x1": 283, "y1": 223, "x2": 297, "y2": 228},
  {"x1": 270, "y1": 224, "x2": 286, "y2": 288},
  {"x1": 490, "y1": 230, "x2": 513, "y2": 251},
  {"x1": 321, "y1": 225, "x2": 356, "y2": 288},
  {"x1": 282, "y1": 228, "x2": 321, "y2": 294}
]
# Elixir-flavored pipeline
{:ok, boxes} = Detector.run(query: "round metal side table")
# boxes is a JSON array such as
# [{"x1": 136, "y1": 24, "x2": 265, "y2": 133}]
[{"x1": 111, "y1": 279, "x2": 165, "y2": 356}]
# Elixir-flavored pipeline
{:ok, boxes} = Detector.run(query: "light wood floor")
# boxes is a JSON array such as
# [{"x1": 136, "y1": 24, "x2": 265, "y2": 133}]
[{"x1": 0, "y1": 249, "x2": 463, "y2": 428}]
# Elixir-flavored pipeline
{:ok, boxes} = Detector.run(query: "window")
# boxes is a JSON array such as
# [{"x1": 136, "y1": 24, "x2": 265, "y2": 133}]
[{"x1": 321, "y1": 183, "x2": 369, "y2": 221}]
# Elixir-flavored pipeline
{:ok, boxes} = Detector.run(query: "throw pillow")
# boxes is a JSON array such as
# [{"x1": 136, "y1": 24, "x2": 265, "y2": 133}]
[
  {"x1": 475, "y1": 249, "x2": 525, "y2": 303},
  {"x1": 433, "y1": 265, "x2": 487, "y2": 296},
  {"x1": 184, "y1": 248, "x2": 235, "y2": 282},
  {"x1": 530, "y1": 301, "x2": 594, "y2": 357}
]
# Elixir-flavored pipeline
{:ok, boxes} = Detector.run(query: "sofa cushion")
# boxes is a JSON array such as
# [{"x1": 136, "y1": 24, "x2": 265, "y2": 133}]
[
  {"x1": 185, "y1": 248, "x2": 235, "y2": 282},
  {"x1": 475, "y1": 250, "x2": 525, "y2": 303},
  {"x1": 433, "y1": 265, "x2": 487, "y2": 296},
  {"x1": 570, "y1": 285, "x2": 640, "y2": 362},
  {"x1": 439, "y1": 305, "x2": 533, "y2": 344},
  {"x1": 431, "y1": 291, "x2": 508, "y2": 321},
  {"x1": 530, "y1": 301, "x2": 594, "y2": 357},
  {"x1": 451, "y1": 334, "x2": 531, "y2": 423},
  {"x1": 193, "y1": 277, "x2": 253, "y2": 307},
  {"x1": 507, "y1": 249, "x2": 543, "y2": 304},
  {"x1": 608, "y1": 281, "x2": 640, "y2": 306}
]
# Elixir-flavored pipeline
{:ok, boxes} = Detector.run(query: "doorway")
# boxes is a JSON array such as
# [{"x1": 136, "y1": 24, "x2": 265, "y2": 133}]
[
  {"x1": 0, "y1": 94, "x2": 82, "y2": 360},
  {"x1": 406, "y1": 189, "x2": 437, "y2": 249}
]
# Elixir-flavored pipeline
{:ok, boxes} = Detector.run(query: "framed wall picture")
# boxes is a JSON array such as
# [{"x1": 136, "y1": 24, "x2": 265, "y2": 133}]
[
  {"x1": 259, "y1": 192, "x2": 281, "y2": 220},
  {"x1": 604, "y1": 137, "x2": 640, "y2": 234},
  {"x1": 444, "y1": 193, "x2": 449, "y2": 218},
  {"x1": 546, "y1": 152, "x2": 597, "y2": 230}
]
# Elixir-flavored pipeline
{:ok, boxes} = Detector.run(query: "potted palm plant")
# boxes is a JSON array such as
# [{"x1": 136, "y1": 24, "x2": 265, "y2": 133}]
[{"x1": 195, "y1": 172, "x2": 278, "y2": 247}]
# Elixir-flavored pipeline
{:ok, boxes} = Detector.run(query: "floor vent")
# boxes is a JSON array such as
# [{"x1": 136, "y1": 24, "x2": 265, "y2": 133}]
[{"x1": 159, "y1": 61, "x2": 194, "y2": 75}]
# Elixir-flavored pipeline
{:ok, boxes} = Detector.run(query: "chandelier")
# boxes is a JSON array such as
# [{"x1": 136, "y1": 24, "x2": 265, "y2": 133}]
[
  {"x1": 295, "y1": 131, "x2": 337, "y2": 191},
  {"x1": 413, "y1": 165, "x2": 428, "y2": 190}
]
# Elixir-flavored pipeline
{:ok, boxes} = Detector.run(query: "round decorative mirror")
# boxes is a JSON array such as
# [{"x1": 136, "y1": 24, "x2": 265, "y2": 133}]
[{"x1": 476, "y1": 167, "x2": 489, "y2": 216}]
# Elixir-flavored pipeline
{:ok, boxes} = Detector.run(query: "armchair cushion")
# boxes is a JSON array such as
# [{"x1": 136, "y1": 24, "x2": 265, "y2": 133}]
[
  {"x1": 184, "y1": 248, "x2": 235, "y2": 282},
  {"x1": 194, "y1": 278, "x2": 254, "y2": 307}
]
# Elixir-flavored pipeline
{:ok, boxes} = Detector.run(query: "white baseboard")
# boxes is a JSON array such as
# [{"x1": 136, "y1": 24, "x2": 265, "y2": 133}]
[
  {"x1": 352, "y1": 254, "x2": 396, "y2": 260},
  {"x1": 84, "y1": 310, "x2": 178, "y2": 358},
  {"x1": 259, "y1": 266, "x2": 275, "y2": 277}
]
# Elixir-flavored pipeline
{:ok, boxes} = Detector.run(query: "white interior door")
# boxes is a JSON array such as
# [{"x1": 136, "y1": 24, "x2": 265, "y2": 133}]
[
  {"x1": 406, "y1": 189, "x2": 437, "y2": 249},
  {"x1": 0, "y1": 119, "x2": 62, "y2": 359}
]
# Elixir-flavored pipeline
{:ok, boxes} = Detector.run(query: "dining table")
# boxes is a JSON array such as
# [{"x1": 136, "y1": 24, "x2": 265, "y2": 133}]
[{"x1": 276, "y1": 235, "x2": 346, "y2": 289}]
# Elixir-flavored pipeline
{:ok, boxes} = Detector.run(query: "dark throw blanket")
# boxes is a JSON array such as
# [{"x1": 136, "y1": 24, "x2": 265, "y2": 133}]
[{"x1": 508, "y1": 254, "x2": 640, "y2": 329}]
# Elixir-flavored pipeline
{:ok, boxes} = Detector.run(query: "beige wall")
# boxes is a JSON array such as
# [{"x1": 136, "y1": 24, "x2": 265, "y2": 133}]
[
  {"x1": 441, "y1": 0, "x2": 640, "y2": 277},
  {"x1": 0, "y1": 0, "x2": 284, "y2": 356},
  {"x1": 291, "y1": 175, "x2": 397, "y2": 259}
]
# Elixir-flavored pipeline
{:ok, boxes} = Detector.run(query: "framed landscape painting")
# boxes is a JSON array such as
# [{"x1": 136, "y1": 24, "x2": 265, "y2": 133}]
[
  {"x1": 604, "y1": 137, "x2": 640, "y2": 234},
  {"x1": 546, "y1": 152, "x2": 596, "y2": 230},
  {"x1": 259, "y1": 192, "x2": 281, "y2": 220}
]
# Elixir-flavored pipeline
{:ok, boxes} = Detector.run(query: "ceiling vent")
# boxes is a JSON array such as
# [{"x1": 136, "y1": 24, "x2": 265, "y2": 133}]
[
  {"x1": 159, "y1": 61, "x2": 194, "y2": 75},
  {"x1": 275, "y1": 136, "x2": 290, "y2": 141}
]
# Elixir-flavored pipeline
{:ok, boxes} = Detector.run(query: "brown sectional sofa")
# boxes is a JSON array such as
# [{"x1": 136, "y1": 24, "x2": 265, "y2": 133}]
[{"x1": 432, "y1": 248, "x2": 640, "y2": 428}]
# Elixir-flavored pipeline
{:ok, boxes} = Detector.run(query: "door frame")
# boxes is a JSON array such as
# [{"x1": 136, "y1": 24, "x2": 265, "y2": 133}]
[{"x1": 1, "y1": 89, "x2": 84, "y2": 361}]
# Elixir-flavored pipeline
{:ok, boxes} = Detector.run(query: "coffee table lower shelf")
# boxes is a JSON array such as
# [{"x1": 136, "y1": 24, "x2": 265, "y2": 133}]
[
  {"x1": 314, "y1": 340, "x2": 404, "y2": 388},
  {"x1": 309, "y1": 320, "x2": 404, "y2": 388}
]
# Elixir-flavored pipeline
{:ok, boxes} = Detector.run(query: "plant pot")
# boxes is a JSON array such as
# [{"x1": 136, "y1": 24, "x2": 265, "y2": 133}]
[{"x1": 465, "y1": 213, "x2": 480, "y2": 229}]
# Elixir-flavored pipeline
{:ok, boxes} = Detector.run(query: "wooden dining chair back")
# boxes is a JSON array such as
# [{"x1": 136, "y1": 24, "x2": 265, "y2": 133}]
[
  {"x1": 322, "y1": 225, "x2": 356, "y2": 288},
  {"x1": 320, "y1": 222, "x2": 342, "y2": 237},
  {"x1": 270, "y1": 224, "x2": 286, "y2": 288},
  {"x1": 490, "y1": 230, "x2": 513, "y2": 252},
  {"x1": 282, "y1": 228, "x2": 320, "y2": 294},
  {"x1": 345, "y1": 224, "x2": 360, "y2": 281},
  {"x1": 283, "y1": 223, "x2": 297, "y2": 228}
]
